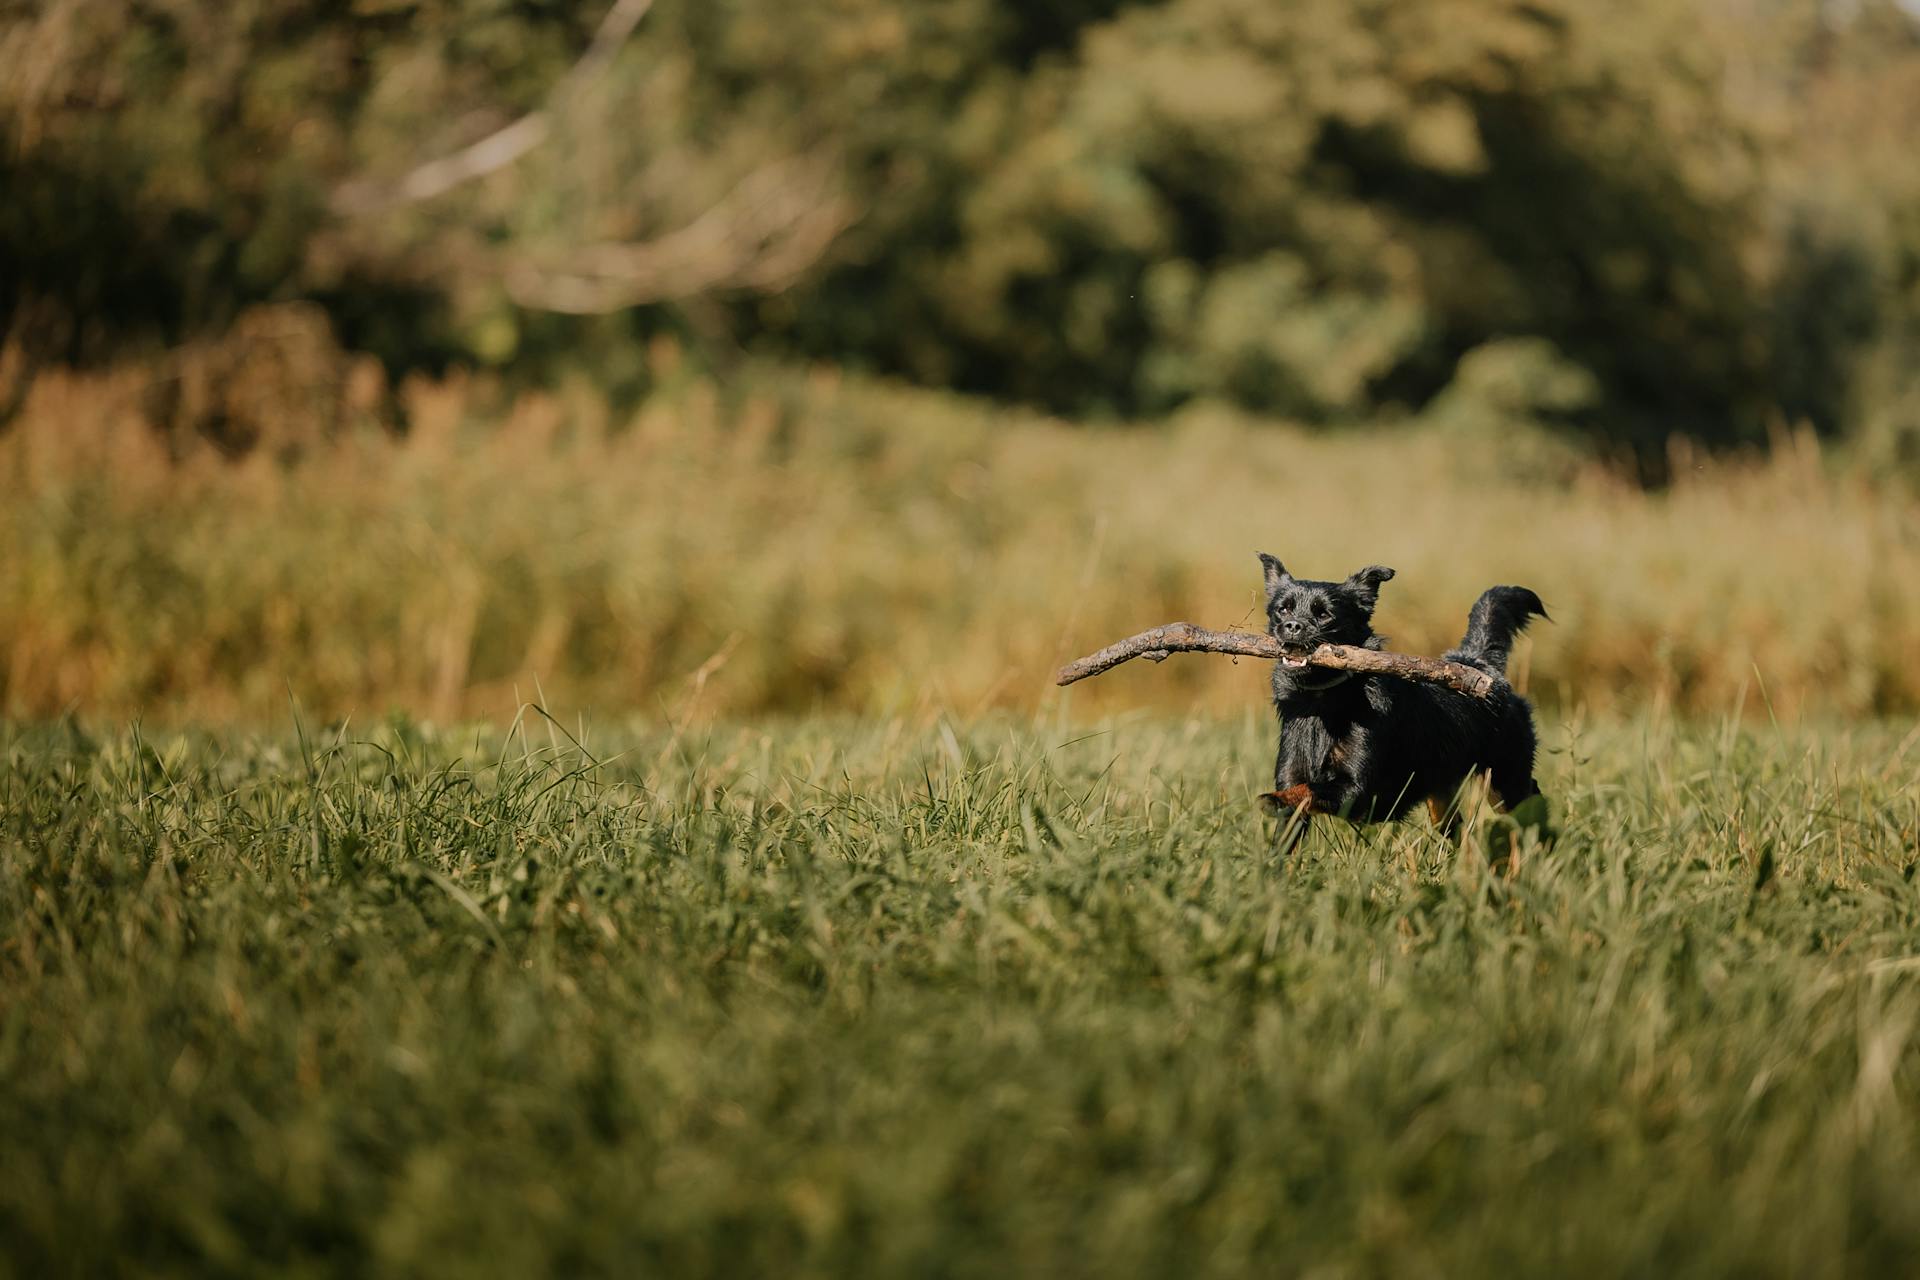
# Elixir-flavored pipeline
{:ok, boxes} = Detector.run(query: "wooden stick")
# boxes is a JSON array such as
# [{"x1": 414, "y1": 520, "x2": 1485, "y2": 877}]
[{"x1": 1054, "y1": 622, "x2": 1497, "y2": 698}]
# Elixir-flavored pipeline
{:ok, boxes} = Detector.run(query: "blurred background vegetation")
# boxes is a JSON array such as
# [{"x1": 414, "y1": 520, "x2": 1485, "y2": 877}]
[{"x1": 3, "y1": 0, "x2": 1919, "y2": 720}]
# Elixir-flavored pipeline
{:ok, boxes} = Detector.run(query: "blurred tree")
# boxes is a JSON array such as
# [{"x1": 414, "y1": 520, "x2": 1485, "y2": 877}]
[
  {"x1": 761, "y1": 0, "x2": 1784, "y2": 454},
  {"x1": 1728, "y1": 0, "x2": 1920, "y2": 470},
  {"x1": 2, "y1": 0, "x2": 1917, "y2": 467}
]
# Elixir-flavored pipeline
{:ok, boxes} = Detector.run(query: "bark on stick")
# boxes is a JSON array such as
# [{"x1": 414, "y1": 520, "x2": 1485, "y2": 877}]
[{"x1": 1054, "y1": 623, "x2": 1497, "y2": 698}]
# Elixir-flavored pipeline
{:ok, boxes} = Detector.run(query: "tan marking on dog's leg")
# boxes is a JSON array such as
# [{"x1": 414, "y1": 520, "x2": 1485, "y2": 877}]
[
  {"x1": 1263, "y1": 782, "x2": 1335, "y2": 815},
  {"x1": 1260, "y1": 789, "x2": 1314, "y2": 859}
]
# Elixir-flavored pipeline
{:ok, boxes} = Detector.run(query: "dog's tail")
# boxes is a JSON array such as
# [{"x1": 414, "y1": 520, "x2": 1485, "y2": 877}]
[{"x1": 1445, "y1": 586, "x2": 1549, "y2": 678}]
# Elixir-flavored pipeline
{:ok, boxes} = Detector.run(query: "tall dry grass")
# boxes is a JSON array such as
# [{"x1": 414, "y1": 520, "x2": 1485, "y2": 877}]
[{"x1": 3, "y1": 351, "x2": 1916, "y2": 723}]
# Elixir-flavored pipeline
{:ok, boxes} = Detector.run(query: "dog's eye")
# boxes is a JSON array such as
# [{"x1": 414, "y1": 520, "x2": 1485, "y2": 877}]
[
  {"x1": 1278, "y1": 600, "x2": 1292, "y2": 614},
  {"x1": 1313, "y1": 602, "x2": 1330, "y2": 620}
]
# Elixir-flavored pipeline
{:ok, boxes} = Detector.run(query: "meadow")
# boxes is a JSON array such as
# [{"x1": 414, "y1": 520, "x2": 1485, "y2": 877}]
[
  {"x1": 6, "y1": 357, "x2": 1920, "y2": 1275},
  {"x1": 10, "y1": 3, "x2": 1920, "y2": 1269},
  {"x1": 5, "y1": 355, "x2": 1919, "y2": 725},
  {"x1": 4, "y1": 710, "x2": 1920, "y2": 1277}
]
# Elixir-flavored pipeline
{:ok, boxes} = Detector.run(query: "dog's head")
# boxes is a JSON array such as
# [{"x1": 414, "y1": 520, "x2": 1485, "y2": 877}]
[{"x1": 1258, "y1": 554, "x2": 1394, "y2": 669}]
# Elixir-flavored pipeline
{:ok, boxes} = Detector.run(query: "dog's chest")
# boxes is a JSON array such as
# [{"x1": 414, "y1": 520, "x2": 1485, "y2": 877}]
[{"x1": 1281, "y1": 711, "x2": 1360, "y2": 780}]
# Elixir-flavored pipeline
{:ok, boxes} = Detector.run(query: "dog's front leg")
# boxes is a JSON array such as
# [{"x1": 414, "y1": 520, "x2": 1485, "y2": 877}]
[
  {"x1": 1260, "y1": 782, "x2": 1337, "y2": 860},
  {"x1": 1263, "y1": 790, "x2": 1312, "y2": 860}
]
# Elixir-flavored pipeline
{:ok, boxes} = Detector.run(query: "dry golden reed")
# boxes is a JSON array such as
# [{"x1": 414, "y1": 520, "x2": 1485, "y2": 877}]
[{"x1": 3, "y1": 355, "x2": 1915, "y2": 724}]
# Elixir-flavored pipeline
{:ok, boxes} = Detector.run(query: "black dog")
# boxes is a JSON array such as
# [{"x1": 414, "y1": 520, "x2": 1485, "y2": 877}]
[{"x1": 1256, "y1": 553, "x2": 1547, "y2": 851}]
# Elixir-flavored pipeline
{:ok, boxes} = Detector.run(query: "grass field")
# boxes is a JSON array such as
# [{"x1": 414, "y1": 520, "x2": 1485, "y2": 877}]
[
  {"x1": 7, "y1": 360, "x2": 1920, "y2": 724},
  {"x1": 6, "y1": 710, "x2": 1920, "y2": 1277}
]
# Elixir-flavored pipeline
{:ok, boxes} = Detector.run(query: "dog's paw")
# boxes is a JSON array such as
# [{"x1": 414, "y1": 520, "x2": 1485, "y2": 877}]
[{"x1": 1258, "y1": 784, "x2": 1314, "y2": 814}]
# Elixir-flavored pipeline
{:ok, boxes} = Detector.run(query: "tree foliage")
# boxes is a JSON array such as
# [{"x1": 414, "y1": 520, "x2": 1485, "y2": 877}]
[{"x1": 2, "y1": 0, "x2": 1917, "y2": 460}]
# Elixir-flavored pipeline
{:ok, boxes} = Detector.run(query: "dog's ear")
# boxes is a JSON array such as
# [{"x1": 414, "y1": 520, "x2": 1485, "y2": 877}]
[
  {"x1": 1343, "y1": 565, "x2": 1396, "y2": 609},
  {"x1": 1258, "y1": 553, "x2": 1291, "y2": 599}
]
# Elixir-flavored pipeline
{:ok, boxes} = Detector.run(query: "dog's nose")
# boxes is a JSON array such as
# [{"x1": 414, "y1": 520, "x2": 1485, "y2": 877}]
[{"x1": 1282, "y1": 620, "x2": 1302, "y2": 638}]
